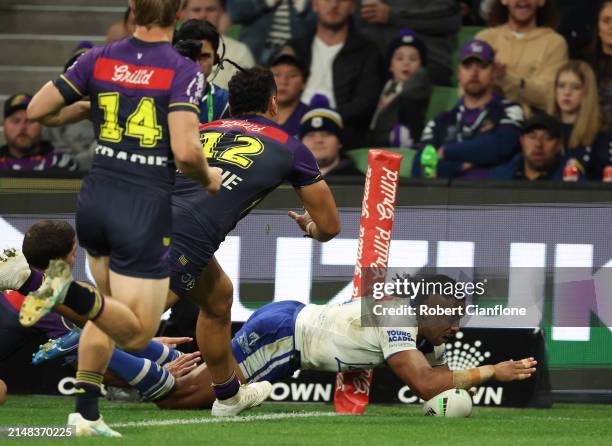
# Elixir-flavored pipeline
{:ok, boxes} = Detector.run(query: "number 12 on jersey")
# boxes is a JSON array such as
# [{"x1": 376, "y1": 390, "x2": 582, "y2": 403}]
[
  {"x1": 201, "y1": 131, "x2": 264, "y2": 169},
  {"x1": 98, "y1": 92, "x2": 163, "y2": 148}
]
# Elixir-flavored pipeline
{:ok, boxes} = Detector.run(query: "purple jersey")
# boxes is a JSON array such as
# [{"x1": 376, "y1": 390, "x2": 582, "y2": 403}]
[
  {"x1": 1, "y1": 291, "x2": 72, "y2": 339},
  {"x1": 172, "y1": 115, "x2": 322, "y2": 247},
  {"x1": 278, "y1": 102, "x2": 310, "y2": 138},
  {"x1": 54, "y1": 37, "x2": 205, "y2": 188},
  {"x1": 0, "y1": 141, "x2": 78, "y2": 172}
]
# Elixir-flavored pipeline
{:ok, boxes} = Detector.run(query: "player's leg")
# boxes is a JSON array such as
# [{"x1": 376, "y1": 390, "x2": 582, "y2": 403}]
[
  {"x1": 175, "y1": 256, "x2": 271, "y2": 415},
  {"x1": 187, "y1": 257, "x2": 236, "y2": 389}
]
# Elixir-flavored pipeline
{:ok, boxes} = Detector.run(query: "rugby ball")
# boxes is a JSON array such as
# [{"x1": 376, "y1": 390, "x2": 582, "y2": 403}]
[{"x1": 422, "y1": 388, "x2": 472, "y2": 417}]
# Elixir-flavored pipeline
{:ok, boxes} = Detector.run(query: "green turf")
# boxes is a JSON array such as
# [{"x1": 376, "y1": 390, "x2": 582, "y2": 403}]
[{"x1": 0, "y1": 396, "x2": 610, "y2": 445}]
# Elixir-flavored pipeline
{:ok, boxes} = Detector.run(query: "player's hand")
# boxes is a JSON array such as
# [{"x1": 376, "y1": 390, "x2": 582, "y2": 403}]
[
  {"x1": 360, "y1": 1, "x2": 390, "y2": 24},
  {"x1": 493, "y1": 357, "x2": 537, "y2": 382},
  {"x1": 163, "y1": 351, "x2": 202, "y2": 378},
  {"x1": 153, "y1": 336, "x2": 193, "y2": 348},
  {"x1": 206, "y1": 166, "x2": 223, "y2": 195},
  {"x1": 288, "y1": 210, "x2": 315, "y2": 236}
]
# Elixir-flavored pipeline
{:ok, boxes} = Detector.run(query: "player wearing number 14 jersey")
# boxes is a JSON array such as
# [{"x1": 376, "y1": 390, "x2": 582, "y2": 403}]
[
  {"x1": 22, "y1": 0, "x2": 221, "y2": 437},
  {"x1": 167, "y1": 66, "x2": 340, "y2": 416}
]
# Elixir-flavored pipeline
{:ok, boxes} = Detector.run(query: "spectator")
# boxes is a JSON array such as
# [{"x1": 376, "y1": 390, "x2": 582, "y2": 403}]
[
  {"x1": 270, "y1": 51, "x2": 310, "y2": 136},
  {"x1": 547, "y1": 60, "x2": 609, "y2": 180},
  {"x1": 42, "y1": 42, "x2": 96, "y2": 171},
  {"x1": 227, "y1": 0, "x2": 315, "y2": 65},
  {"x1": 299, "y1": 105, "x2": 362, "y2": 177},
  {"x1": 367, "y1": 29, "x2": 432, "y2": 149},
  {"x1": 490, "y1": 113, "x2": 564, "y2": 180},
  {"x1": 0, "y1": 94, "x2": 78, "y2": 173},
  {"x1": 588, "y1": 1, "x2": 612, "y2": 130},
  {"x1": 174, "y1": 19, "x2": 229, "y2": 122},
  {"x1": 290, "y1": 0, "x2": 383, "y2": 149},
  {"x1": 355, "y1": 0, "x2": 462, "y2": 86},
  {"x1": 180, "y1": 0, "x2": 256, "y2": 89},
  {"x1": 555, "y1": 0, "x2": 599, "y2": 59},
  {"x1": 106, "y1": 7, "x2": 136, "y2": 43},
  {"x1": 415, "y1": 39, "x2": 524, "y2": 179},
  {"x1": 476, "y1": 0, "x2": 568, "y2": 112}
]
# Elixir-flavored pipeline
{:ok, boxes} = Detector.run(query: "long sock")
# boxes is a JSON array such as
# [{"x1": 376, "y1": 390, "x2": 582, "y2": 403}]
[
  {"x1": 212, "y1": 372, "x2": 240, "y2": 400},
  {"x1": 132, "y1": 340, "x2": 182, "y2": 366},
  {"x1": 17, "y1": 268, "x2": 43, "y2": 295},
  {"x1": 108, "y1": 349, "x2": 176, "y2": 401},
  {"x1": 62, "y1": 282, "x2": 104, "y2": 320},
  {"x1": 74, "y1": 370, "x2": 103, "y2": 421}
]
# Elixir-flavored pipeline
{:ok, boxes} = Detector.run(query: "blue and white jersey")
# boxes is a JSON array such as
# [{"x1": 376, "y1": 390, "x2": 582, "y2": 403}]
[{"x1": 294, "y1": 300, "x2": 447, "y2": 373}]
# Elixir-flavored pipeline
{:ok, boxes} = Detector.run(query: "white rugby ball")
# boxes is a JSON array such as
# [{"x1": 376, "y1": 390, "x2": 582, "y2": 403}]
[{"x1": 422, "y1": 388, "x2": 472, "y2": 417}]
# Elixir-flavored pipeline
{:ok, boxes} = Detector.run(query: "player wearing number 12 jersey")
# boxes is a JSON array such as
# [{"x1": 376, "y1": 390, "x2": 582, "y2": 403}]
[
  {"x1": 22, "y1": 0, "x2": 221, "y2": 437},
  {"x1": 167, "y1": 66, "x2": 340, "y2": 416}
]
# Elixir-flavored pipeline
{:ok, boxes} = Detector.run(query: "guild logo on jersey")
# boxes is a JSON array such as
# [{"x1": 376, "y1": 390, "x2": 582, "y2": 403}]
[
  {"x1": 112, "y1": 64, "x2": 154, "y2": 85},
  {"x1": 94, "y1": 58, "x2": 174, "y2": 90},
  {"x1": 387, "y1": 330, "x2": 414, "y2": 343}
]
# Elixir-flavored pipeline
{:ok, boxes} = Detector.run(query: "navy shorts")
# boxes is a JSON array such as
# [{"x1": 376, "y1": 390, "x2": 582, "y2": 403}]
[
  {"x1": 231, "y1": 300, "x2": 304, "y2": 383},
  {"x1": 168, "y1": 200, "x2": 217, "y2": 298},
  {"x1": 76, "y1": 174, "x2": 171, "y2": 279}
]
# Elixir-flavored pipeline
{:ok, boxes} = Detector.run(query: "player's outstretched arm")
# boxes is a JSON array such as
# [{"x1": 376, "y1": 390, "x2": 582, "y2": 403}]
[
  {"x1": 28, "y1": 81, "x2": 65, "y2": 121},
  {"x1": 169, "y1": 111, "x2": 222, "y2": 194},
  {"x1": 387, "y1": 350, "x2": 537, "y2": 401},
  {"x1": 290, "y1": 181, "x2": 341, "y2": 242}
]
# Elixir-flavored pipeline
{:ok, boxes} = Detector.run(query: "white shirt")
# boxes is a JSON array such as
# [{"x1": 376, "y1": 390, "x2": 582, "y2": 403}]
[
  {"x1": 301, "y1": 37, "x2": 343, "y2": 108},
  {"x1": 294, "y1": 300, "x2": 446, "y2": 372},
  {"x1": 210, "y1": 36, "x2": 256, "y2": 90}
]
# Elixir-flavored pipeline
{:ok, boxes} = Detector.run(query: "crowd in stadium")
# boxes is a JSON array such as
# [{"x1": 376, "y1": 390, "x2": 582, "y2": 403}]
[{"x1": 1, "y1": 0, "x2": 612, "y2": 182}]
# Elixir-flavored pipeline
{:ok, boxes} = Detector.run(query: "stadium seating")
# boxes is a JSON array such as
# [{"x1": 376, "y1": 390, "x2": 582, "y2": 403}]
[
  {"x1": 0, "y1": 0, "x2": 125, "y2": 145},
  {"x1": 346, "y1": 147, "x2": 417, "y2": 178},
  {"x1": 425, "y1": 86, "x2": 459, "y2": 122}
]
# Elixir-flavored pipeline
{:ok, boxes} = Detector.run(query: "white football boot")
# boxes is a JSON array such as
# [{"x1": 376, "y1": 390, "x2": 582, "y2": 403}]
[
  {"x1": 20, "y1": 258, "x2": 72, "y2": 327},
  {"x1": 67, "y1": 413, "x2": 122, "y2": 437},
  {"x1": 211, "y1": 381, "x2": 273, "y2": 417},
  {"x1": 0, "y1": 248, "x2": 30, "y2": 291}
]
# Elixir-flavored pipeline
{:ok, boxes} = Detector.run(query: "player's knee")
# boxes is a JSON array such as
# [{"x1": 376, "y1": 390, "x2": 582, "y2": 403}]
[
  {"x1": 119, "y1": 333, "x2": 152, "y2": 352},
  {"x1": 203, "y1": 276, "x2": 233, "y2": 319}
]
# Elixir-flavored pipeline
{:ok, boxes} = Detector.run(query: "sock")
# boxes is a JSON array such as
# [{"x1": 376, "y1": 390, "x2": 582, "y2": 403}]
[
  {"x1": 17, "y1": 268, "x2": 43, "y2": 294},
  {"x1": 63, "y1": 282, "x2": 104, "y2": 320},
  {"x1": 108, "y1": 349, "x2": 176, "y2": 401},
  {"x1": 74, "y1": 370, "x2": 103, "y2": 421},
  {"x1": 133, "y1": 341, "x2": 182, "y2": 366},
  {"x1": 212, "y1": 372, "x2": 240, "y2": 401}
]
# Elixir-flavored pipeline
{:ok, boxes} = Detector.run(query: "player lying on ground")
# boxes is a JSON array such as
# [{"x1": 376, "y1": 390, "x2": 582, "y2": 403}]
[
  {"x1": 0, "y1": 221, "x2": 190, "y2": 400},
  {"x1": 38, "y1": 275, "x2": 537, "y2": 408}
]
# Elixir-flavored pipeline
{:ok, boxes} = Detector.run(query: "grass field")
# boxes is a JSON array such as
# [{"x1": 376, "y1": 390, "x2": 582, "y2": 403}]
[{"x1": 1, "y1": 396, "x2": 610, "y2": 445}]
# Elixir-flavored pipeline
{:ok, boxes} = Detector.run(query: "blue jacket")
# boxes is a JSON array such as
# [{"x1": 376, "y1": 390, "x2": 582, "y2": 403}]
[
  {"x1": 489, "y1": 154, "x2": 565, "y2": 181},
  {"x1": 414, "y1": 95, "x2": 523, "y2": 178}
]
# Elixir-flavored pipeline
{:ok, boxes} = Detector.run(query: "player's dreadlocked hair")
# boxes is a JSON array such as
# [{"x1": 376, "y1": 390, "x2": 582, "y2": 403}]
[
  {"x1": 22, "y1": 220, "x2": 75, "y2": 270},
  {"x1": 228, "y1": 66, "x2": 277, "y2": 117}
]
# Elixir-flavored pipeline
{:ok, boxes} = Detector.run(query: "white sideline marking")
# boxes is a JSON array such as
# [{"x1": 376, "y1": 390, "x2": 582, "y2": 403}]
[{"x1": 112, "y1": 411, "x2": 338, "y2": 428}]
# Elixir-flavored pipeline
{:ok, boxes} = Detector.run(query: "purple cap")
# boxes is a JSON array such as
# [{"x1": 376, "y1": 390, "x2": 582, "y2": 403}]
[{"x1": 459, "y1": 39, "x2": 494, "y2": 65}]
